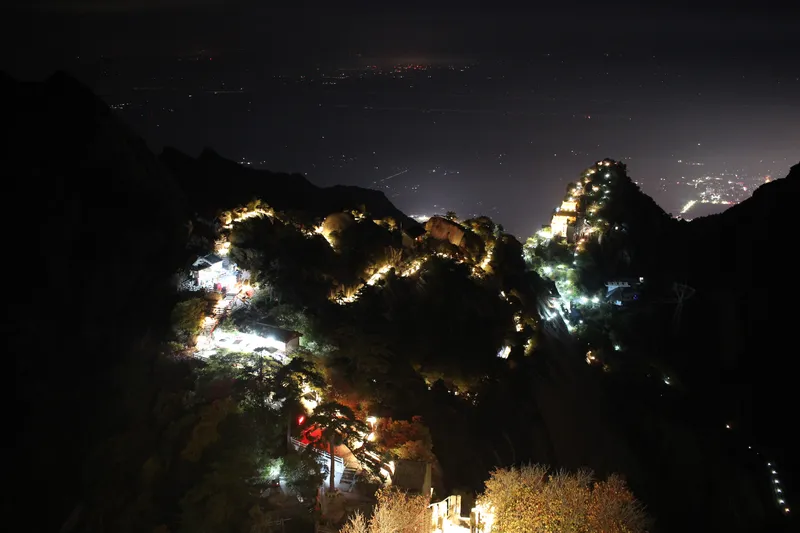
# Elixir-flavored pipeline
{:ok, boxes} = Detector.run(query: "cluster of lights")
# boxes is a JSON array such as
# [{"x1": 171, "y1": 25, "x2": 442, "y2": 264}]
[
  {"x1": 479, "y1": 247, "x2": 494, "y2": 271},
  {"x1": 366, "y1": 264, "x2": 393, "y2": 286},
  {"x1": 766, "y1": 461, "x2": 790, "y2": 515},
  {"x1": 222, "y1": 206, "x2": 274, "y2": 229},
  {"x1": 400, "y1": 257, "x2": 428, "y2": 277},
  {"x1": 727, "y1": 428, "x2": 791, "y2": 516}
]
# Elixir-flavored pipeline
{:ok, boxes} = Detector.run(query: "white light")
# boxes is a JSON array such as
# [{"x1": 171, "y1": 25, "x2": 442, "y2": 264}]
[
  {"x1": 779, "y1": 499, "x2": 785, "y2": 504},
  {"x1": 777, "y1": 488, "x2": 782, "y2": 493},
  {"x1": 543, "y1": 266, "x2": 553, "y2": 274},
  {"x1": 774, "y1": 479, "x2": 780, "y2": 484},
  {"x1": 784, "y1": 508, "x2": 790, "y2": 513},
  {"x1": 605, "y1": 173, "x2": 610, "y2": 178},
  {"x1": 725, "y1": 424, "x2": 731, "y2": 429},
  {"x1": 614, "y1": 344, "x2": 621, "y2": 351},
  {"x1": 579, "y1": 296, "x2": 588, "y2": 304},
  {"x1": 591, "y1": 296, "x2": 599, "y2": 304},
  {"x1": 767, "y1": 462, "x2": 772, "y2": 466},
  {"x1": 366, "y1": 416, "x2": 377, "y2": 425},
  {"x1": 772, "y1": 470, "x2": 777, "y2": 474}
]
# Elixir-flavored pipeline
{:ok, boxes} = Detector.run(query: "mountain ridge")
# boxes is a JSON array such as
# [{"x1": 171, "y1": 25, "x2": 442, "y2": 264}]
[{"x1": 160, "y1": 146, "x2": 420, "y2": 230}]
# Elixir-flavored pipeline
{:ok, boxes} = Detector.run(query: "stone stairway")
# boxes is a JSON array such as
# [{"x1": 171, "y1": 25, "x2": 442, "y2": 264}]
[{"x1": 338, "y1": 467, "x2": 358, "y2": 492}]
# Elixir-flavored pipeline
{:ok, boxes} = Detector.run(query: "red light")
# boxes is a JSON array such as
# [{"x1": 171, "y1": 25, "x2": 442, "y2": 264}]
[{"x1": 297, "y1": 415, "x2": 305, "y2": 425}]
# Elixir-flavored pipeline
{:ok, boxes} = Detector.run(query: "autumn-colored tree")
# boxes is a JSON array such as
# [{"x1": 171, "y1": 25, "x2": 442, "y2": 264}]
[
  {"x1": 339, "y1": 488, "x2": 430, "y2": 533},
  {"x1": 376, "y1": 416, "x2": 435, "y2": 463},
  {"x1": 477, "y1": 465, "x2": 649, "y2": 533}
]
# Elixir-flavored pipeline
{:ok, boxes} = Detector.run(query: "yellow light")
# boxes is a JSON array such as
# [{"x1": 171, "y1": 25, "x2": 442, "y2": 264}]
[
  {"x1": 366, "y1": 416, "x2": 377, "y2": 425},
  {"x1": 367, "y1": 432, "x2": 376, "y2": 442}
]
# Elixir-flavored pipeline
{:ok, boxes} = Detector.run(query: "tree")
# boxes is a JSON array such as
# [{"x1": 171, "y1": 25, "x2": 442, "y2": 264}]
[
  {"x1": 170, "y1": 297, "x2": 208, "y2": 337},
  {"x1": 270, "y1": 356, "x2": 326, "y2": 446},
  {"x1": 377, "y1": 416, "x2": 435, "y2": 463},
  {"x1": 444, "y1": 210, "x2": 458, "y2": 221},
  {"x1": 304, "y1": 402, "x2": 369, "y2": 491},
  {"x1": 477, "y1": 465, "x2": 649, "y2": 533},
  {"x1": 339, "y1": 488, "x2": 430, "y2": 533}
]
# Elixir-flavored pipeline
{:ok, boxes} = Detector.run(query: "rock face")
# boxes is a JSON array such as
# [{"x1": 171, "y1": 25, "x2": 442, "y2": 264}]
[
  {"x1": 4, "y1": 72, "x2": 188, "y2": 530},
  {"x1": 426, "y1": 216, "x2": 468, "y2": 247},
  {"x1": 425, "y1": 216, "x2": 484, "y2": 256},
  {"x1": 321, "y1": 211, "x2": 356, "y2": 238},
  {"x1": 160, "y1": 147, "x2": 419, "y2": 230}
]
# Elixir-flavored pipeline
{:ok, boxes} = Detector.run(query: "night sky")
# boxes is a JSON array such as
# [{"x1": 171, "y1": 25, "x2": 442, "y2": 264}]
[{"x1": 4, "y1": 2, "x2": 799, "y2": 235}]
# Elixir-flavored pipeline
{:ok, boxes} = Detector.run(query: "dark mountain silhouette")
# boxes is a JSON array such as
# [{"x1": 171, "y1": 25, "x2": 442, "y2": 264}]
[
  {"x1": 571, "y1": 161, "x2": 799, "y2": 531},
  {"x1": 160, "y1": 147, "x2": 419, "y2": 230},
  {"x1": 4, "y1": 71, "x2": 189, "y2": 530}
]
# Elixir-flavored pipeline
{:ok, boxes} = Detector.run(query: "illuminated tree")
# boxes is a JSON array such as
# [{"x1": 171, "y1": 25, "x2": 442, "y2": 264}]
[
  {"x1": 339, "y1": 488, "x2": 430, "y2": 533},
  {"x1": 376, "y1": 416, "x2": 436, "y2": 463},
  {"x1": 305, "y1": 402, "x2": 369, "y2": 491},
  {"x1": 270, "y1": 356, "x2": 326, "y2": 445},
  {"x1": 170, "y1": 297, "x2": 208, "y2": 338},
  {"x1": 477, "y1": 465, "x2": 649, "y2": 533}
]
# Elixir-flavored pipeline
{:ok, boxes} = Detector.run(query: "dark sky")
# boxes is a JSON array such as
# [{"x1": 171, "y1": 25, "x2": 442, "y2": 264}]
[
  {"x1": 8, "y1": 2, "x2": 800, "y2": 72},
  {"x1": 3, "y1": 2, "x2": 799, "y2": 234}
]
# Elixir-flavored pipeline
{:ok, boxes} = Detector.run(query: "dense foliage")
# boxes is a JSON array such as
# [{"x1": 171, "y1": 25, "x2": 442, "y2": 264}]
[
  {"x1": 479, "y1": 465, "x2": 649, "y2": 533},
  {"x1": 340, "y1": 488, "x2": 430, "y2": 533}
]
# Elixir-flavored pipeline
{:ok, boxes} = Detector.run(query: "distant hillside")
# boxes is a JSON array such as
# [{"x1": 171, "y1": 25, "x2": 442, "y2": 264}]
[{"x1": 160, "y1": 147, "x2": 419, "y2": 230}]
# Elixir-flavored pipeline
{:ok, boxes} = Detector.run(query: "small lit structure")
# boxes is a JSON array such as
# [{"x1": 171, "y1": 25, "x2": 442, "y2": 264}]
[
  {"x1": 551, "y1": 213, "x2": 576, "y2": 238},
  {"x1": 191, "y1": 253, "x2": 240, "y2": 292}
]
